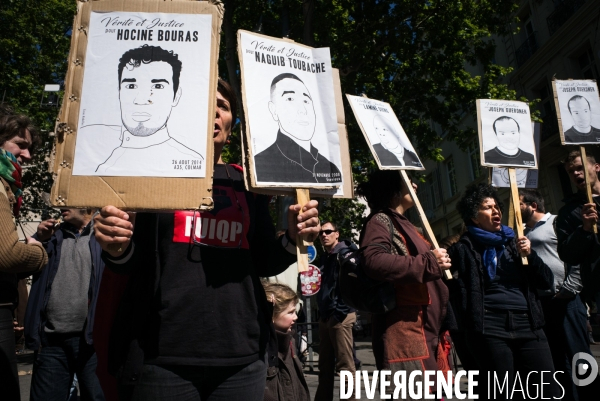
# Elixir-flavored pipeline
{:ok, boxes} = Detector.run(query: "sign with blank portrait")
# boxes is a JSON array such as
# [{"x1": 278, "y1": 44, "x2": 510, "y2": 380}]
[{"x1": 346, "y1": 95, "x2": 424, "y2": 170}]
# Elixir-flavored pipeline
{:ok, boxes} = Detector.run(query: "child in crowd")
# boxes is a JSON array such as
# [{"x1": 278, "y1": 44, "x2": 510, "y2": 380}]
[{"x1": 263, "y1": 282, "x2": 310, "y2": 401}]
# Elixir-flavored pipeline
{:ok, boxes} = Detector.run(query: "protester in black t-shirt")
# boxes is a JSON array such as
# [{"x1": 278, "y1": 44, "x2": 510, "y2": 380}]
[{"x1": 93, "y1": 80, "x2": 321, "y2": 401}]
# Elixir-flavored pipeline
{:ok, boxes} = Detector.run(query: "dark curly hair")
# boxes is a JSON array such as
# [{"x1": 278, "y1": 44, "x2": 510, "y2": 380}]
[
  {"x1": 355, "y1": 170, "x2": 405, "y2": 211},
  {"x1": 118, "y1": 45, "x2": 182, "y2": 99},
  {"x1": 456, "y1": 183, "x2": 503, "y2": 226}
]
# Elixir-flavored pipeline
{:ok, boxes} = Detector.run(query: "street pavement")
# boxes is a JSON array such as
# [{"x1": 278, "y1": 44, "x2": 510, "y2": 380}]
[{"x1": 17, "y1": 334, "x2": 600, "y2": 401}]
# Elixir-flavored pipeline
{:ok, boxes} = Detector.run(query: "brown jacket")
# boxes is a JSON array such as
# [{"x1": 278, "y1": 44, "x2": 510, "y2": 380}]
[
  {"x1": 361, "y1": 209, "x2": 448, "y2": 373},
  {"x1": 0, "y1": 178, "x2": 47, "y2": 305},
  {"x1": 264, "y1": 330, "x2": 310, "y2": 401}
]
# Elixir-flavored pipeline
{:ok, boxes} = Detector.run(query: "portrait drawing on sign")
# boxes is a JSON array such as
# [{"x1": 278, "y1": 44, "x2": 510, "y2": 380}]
[
  {"x1": 563, "y1": 95, "x2": 600, "y2": 143},
  {"x1": 371, "y1": 114, "x2": 422, "y2": 168},
  {"x1": 484, "y1": 116, "x2": 535, "y2": 166},
  {"x1": 253, "y1": 73, "x2": 341, "y2": 184},
  {"x1": 91, "y1": 45, "x2": 204, "y2": 174}
]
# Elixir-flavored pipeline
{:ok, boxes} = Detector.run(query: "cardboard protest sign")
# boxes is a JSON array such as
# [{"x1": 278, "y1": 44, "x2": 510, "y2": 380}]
[
  {"x1": 552, "y1": 79, "x2": 600, "y2": 145},
  {"x1": 238, "y1": 30, "x2": 344, "y2": 189},
  {"x1": 492, "y1": 123, "x2": 540, "y2": 188},
  {"x1": 240, "y1": 68, "x2": 353, "y2": 199},
  {"x1": 51, "y1": 0, "x2": 222, "y2": 210},
  {"x1": 346, "y1": 95, "x2": 424, "y2": 170},
  {"x1": 477, "y1": 99, "x2": 537, "y2": 169}
]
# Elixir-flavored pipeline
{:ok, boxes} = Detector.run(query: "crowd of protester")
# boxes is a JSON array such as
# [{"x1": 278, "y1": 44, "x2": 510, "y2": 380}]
[{"x1": 1, "y1": 81, "x2": 600, "y2": 401}]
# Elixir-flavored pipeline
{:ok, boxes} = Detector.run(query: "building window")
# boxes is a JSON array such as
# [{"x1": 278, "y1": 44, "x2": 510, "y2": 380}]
[
  {"x1": 417, "y1": 179, "x2": 432, "y2": 211},
  {"x1": 468, "y1": 141, "x2": 483, "y2": 181},
  {"x1": 430, "y1": 171, "x2": 441, "y2": 207},
  {"x1": 446, "y1": 156, "x2": 458, "y2": 197},
  {"x1": 538, "y1": 82, "x2": 559, "y2": 140},
  {"x1": 417, "y1": 171, "x2": 441, "y2": 211},
  {"x1": 578, "y1": 48, "x2": 599, "y2": 80}
]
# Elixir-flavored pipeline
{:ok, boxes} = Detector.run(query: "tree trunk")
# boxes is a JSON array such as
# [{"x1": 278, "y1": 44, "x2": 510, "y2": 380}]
[{"x1": 302, "y1": 0, "x2": 315, "y2": 46}]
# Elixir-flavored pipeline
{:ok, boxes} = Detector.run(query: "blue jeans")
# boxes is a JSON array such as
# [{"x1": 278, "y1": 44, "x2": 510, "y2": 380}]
[
  {"x1": 541, "y1": 294, "x2": 599, "y2": 401},
  {"x1": 30, "y1": 333, "x2": 105, "y2": 401},
  {"x1": 465, "y1": 309, "x2": 558, "y2": 400},
  {"x1": 122, "y1": 358, "x2": 267, "y2": 401}
]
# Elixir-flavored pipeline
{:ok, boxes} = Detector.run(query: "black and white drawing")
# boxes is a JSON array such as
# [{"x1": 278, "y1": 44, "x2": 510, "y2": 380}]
[
  {"x1": 492, "y1": 123, "x2": 540, "y2": 188},
  {"x1": 239, "y1": 31, "x2": 343, "y2": 187},
  {"x1": 253, "y1": 73, "x2": 341, "y2": 183},
  {"x1": 72, "y1": 11, "x2": 212, "y2": 178},
  {"x1": 346, "y1": 95, "x2": 423, "y2": 170},
  {"x1": 554, "y1": 80, "x2": 600, "y2": 145},
  {"x1": 478, "y1": 100, "x2": 537, "y2": 168}
]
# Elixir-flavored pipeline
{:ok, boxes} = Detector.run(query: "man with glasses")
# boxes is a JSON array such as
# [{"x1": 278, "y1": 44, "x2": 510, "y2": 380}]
[{"x1": 315, "y1": 222, "x2": 357, "y2": 401}]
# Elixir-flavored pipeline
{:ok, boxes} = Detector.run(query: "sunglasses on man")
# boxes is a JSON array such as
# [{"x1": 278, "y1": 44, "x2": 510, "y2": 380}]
[{"x1": 319, "y1": 229, "x2": 337, "y2": 236}]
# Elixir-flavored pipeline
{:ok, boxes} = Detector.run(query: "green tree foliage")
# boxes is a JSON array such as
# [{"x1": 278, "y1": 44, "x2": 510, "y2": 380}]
[
  {"x1": 3, "y1": 0, "x2": 528, "y2": 236},
  {"x1": 0, "y1": 0, "x2": 76, "y2": 218},
  {"x1": 219, "y1": 0, "x2": 524, "y2": 235}
]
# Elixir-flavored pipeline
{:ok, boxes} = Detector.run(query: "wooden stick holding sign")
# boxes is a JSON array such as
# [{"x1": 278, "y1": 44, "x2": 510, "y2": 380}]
[
  {"x1": 296, "y1": 189, "x2": 311, "y2": 273},
  {"x1": 399, "y1": 170, "x2": 453, "y2": 280},
  {"x1": 579, "y1": 146, "x2": 598, "y2": 234},
  {"x1": 507, "y1": 192, "x2": 515, "y2": 231},
  {"x1": 508, "y1": 168, "x2": 529, "y2": 265}
]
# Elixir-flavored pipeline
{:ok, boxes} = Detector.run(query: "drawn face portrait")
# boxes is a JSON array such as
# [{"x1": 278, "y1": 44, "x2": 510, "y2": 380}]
[
  {"x1": 373, "y1": 115, "x2": 402, "y2": 152},
  {"x1": 268, "y1": 78, "x2": 316, "y2": 142},
  {"x1": 119, "y1": 61, "x2": 182, "y2": 137},
  {"x1": 494, "y1": 117, "x2": 521, "y2": 151},
  {"x1": 569, "y1": 97, "x2": 592, "y2": 131}
]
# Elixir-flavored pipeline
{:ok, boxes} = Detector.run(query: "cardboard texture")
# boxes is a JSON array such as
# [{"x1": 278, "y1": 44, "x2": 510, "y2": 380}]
[
  {"x1": 50, "y1": 0, "x2": 223, "y2": 210},
  {"x1": 240, "y1": 67, "x2": 354, "y2": 199},
  {"x1": 237, "y1": 31, "x2": 353, "y2": 198},
  {"x1": 552, "y1": 79, "x2": 566, "y2": 145}
]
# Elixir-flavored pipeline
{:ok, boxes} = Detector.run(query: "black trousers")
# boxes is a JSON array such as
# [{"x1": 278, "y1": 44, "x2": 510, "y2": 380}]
[
  {"x1": 465, "y1": 309, "x2": 559, "y2": 400},
  {"x1": 0, "y1": 306, "x2": 19, "y2": 401},
  {"x1": 120, "y1": 358, "x2": 267, "y2": 401}
]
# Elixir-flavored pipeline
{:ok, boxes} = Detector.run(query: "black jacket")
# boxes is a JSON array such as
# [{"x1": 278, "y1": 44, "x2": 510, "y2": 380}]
[
  {"x1": 372, "y1": 143, "x2": 422, "y2": 168},
  {"x1": 556, "y1": 192, "x2": 600, "y2": 297},
  {"x1": 446, "y1": 233, "x2": 553, "y2": 334},
  {"x1": 254, "y1": 131, "x2": 342, "y2": 184},
  {"x1": 25, "y1": 222, "x2": 104, "y2": 350},
  {"x1": 316, "y1": 240, "x2": 356, "y2": 320},
  {"x1": 264, "y1": 330, "x2": 310, "y2": 401}
]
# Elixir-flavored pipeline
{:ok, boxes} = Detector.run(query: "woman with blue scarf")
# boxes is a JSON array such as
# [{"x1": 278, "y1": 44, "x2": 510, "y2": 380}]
[{"x1": 447, "y1": 184, "x2": 558, "y2": 399}]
